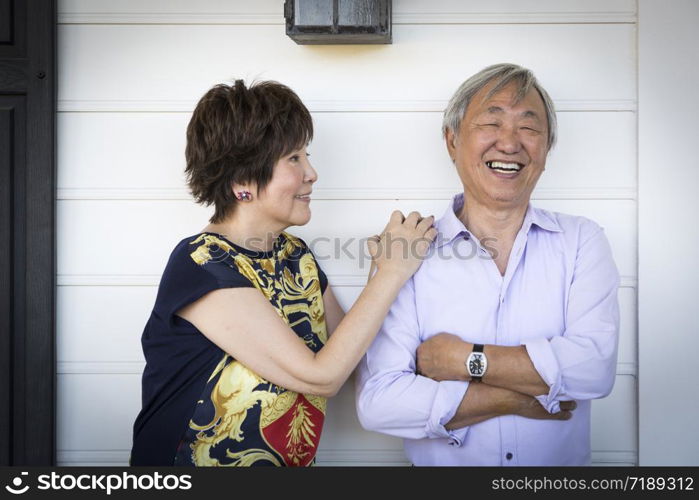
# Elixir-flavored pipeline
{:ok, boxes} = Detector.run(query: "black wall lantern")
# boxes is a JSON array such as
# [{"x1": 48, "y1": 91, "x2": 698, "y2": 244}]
[{"x1": 284, "y1": 0, "x2": 392, "y2": 45}]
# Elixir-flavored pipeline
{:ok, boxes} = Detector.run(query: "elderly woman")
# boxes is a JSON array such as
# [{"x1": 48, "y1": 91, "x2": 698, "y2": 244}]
[{"x1": 129, "y1": 80, "x2": 435, "y2": 466}]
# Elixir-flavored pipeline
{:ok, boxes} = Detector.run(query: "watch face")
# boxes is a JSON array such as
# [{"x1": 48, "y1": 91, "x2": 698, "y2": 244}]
[{"x1": 468, "y1": 352, "x2": 486, "y2": 376}]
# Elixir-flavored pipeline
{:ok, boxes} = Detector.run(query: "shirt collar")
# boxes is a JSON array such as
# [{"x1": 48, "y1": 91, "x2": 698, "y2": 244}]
[
  {"x1": 435, "y1": 193, "x2": 562, "y2": 248},
  {"x1": 524, "y1": 203, "x2": 563, "y2": 234},
  {"x1": 434, "y1": 193, "x2": 469, "y2": 248}
]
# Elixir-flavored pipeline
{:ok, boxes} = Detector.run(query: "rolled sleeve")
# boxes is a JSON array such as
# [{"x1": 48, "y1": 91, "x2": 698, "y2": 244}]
[
  {"x1": 524, "y1": 337, "x2": 563, "y2": 413},
  {"x1": 356, "y1": 276, "x2": 469, "y2": 443},
  {"x1": 427, "y1": 380, "x2": 470, "y2": 445},
  {"x1": 524, "y1": 222, "x2": 620, "y2": 410}
]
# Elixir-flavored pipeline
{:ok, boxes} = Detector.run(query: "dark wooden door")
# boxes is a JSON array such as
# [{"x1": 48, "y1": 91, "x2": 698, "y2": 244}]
[{"x1": 0, "y1": 0, "x2": 56, "y2": 465}]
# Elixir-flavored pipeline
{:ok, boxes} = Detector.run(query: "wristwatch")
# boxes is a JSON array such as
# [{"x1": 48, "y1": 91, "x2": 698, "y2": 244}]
[{"x1": 466, "y1": 344, "x2": 487, "y2": 381}]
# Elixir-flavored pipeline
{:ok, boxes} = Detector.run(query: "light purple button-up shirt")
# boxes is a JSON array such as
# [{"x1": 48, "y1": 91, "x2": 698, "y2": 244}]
[{"x1": 356, "y1": 193, "x2": 620, "y2": 466}]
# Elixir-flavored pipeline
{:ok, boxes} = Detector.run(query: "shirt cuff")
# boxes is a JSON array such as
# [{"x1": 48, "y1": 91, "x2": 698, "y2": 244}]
[
  {"x1": 524, "y1": 338, "x2": 563, "y2": 413},
  {"x1": 425, "y1": 380, "x2": 469, "y2": 446}
]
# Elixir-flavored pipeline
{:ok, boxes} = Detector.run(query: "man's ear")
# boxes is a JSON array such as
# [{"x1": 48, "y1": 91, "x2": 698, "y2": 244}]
[{"x1": 445, "y1": 128, "x2": 457, "y2": 162}]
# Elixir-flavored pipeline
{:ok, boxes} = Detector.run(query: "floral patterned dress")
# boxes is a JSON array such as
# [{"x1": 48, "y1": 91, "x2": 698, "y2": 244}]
[{"x1": 130, "y1": 232, "x2": 328, "y2": 466}]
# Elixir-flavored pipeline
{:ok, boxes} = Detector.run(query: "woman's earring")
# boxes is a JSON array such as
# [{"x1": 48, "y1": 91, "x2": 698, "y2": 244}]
[{"x1": 235, "y1": 191, "x2": 252, "y2": 201}]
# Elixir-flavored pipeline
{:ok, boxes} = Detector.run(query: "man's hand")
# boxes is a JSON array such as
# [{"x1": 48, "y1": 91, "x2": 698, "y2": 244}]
[
  {"x1": 514, "y1": 394, "x2": 577, "y2": 421},
  {"x1": 416, "y1": 332, "x2": 472, "y2": 381}
]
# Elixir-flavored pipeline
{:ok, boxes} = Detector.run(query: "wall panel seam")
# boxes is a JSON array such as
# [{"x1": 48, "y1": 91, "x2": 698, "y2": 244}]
[
  {"x1": 54, "y1": 449, "x2": 638, "y2": 465},
  {"x1": 57, "y1": 361, "x2": 637, "y2": 375},
  {"x1": 57, "y1": 99, "x2": 638, "y2": 113},
  {"x1": 57, "y1": 12, "x2": 637, "y2": 26},
  {"x1": 56, "y1": 274, "x2": 639, "y2": 288},
  {"x1": 56, "y1": 187, "x2": 638, "y2": 201}
]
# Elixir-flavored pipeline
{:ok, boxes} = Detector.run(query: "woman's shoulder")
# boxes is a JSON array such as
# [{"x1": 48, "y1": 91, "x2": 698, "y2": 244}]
[
  {"x1": 186, "y1": 232, "x2": 241, "y2": 266},
  {"x1": 161, "y1": 232, "x2": 255, "y2": 284}
]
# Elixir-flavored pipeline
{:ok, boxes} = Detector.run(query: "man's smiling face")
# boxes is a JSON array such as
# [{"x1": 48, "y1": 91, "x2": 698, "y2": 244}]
[{"x1": 446, "y1": 80, "x2": 550, "y2": 211}]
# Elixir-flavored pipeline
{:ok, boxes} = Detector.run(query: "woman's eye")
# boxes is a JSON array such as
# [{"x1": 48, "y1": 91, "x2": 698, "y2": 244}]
[{"x1": 290, "y1": 155, "x2": 299, "y2": 162}]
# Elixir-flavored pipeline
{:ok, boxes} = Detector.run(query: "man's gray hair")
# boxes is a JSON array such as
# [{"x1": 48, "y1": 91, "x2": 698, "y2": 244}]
[{"x1": 442, "y1": 63, "x2": 557, "y2": 150}]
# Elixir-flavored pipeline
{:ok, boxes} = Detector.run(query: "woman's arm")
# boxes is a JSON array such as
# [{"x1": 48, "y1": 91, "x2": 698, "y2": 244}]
[
  {"x1": 178, "y1": 211, "x2": 436, "y2": 398},
  {"x1": 321, "y1": 239, "x2": 378, "y2": 338},
  {"x1": 322, "y1": 286, "x2": 345, "y2": 337}
]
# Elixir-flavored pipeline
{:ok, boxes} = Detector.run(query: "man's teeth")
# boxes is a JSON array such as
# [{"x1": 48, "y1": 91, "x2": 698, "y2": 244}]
[{"x1": 486, "y1": 161, "x2": 522, "y2": 172}]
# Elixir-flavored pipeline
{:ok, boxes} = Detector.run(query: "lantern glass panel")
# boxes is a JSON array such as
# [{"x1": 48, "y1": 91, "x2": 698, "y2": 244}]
[
  {"x1": 338, "y1": 0, "x2": 379, "y2": 27},
  {"x1": 294, "y1": 0, "x2": 333, "y2": 26}
]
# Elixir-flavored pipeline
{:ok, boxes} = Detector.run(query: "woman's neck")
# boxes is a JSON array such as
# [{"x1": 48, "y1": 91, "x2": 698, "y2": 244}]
[{"x1": 202, "y1": 211, "x2": 284, "y2": 253}]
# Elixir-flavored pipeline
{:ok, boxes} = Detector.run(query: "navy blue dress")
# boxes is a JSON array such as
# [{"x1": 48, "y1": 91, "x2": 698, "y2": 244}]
[{"x1": 130, "y1": 232, "x2": 328, "y2": 466}]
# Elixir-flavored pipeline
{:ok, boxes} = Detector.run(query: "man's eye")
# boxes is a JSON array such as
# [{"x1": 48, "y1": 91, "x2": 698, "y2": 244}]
[{"x1": 521, "y1": 127, "x2": 540, "y2": 132}]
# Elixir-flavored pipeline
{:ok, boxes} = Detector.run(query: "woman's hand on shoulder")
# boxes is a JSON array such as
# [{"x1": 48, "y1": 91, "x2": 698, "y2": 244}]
[{"x1": 368, "y1": 210, "x2": 437, "y2": 282}]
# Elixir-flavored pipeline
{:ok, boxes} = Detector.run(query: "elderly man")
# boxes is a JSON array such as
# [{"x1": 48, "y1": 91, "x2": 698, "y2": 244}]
[{"x1": 356, "y1": 63, "x2": 620, "y2": 466}]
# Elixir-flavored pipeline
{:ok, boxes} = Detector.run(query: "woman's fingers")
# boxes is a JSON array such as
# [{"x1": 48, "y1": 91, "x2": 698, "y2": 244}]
[
  {"x1": 416, "y1": 215, "x2": 435, "y2": 234},
  {"x1": 389, "y1": 210, "x2": 405, "y2": 225},
  {"x1": 368, "y1": 210, "x2": 440, "y2": 281},
  {"x1": 403, "y1": 211, "x2": 421, "y2": 228},
  {"x1": 386, "y1": 211, "x2": 436, "y2": 235}
]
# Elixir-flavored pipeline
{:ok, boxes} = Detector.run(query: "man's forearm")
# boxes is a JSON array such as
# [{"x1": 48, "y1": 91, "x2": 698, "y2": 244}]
[
  {"x1": 445, "y1": 382, "x2": 517, "y2": 429},
  {"x1": 446, "y1": 382, "x2": 575, "y2": 430},
  {"x1": 416, "y1": 334, "x2": 549, "y2": 397},
  {"x1": 482, "y1": 344, "x2": 549, "y2": 397}
]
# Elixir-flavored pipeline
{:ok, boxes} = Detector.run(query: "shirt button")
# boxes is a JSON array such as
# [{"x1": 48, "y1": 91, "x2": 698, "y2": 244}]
[{"x1": 506, "y1": 452, "x2": 513, "y2": 460}]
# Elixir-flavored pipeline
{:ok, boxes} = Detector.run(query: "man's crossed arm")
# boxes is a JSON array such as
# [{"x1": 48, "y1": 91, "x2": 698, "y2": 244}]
[{"x1": 416, "y1": 333, "x2": 576, "y2": 428}]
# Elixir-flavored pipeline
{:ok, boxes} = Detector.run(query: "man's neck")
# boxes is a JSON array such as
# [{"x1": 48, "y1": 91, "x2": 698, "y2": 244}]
[{"x1": 457, "y1": 192, "x2": 529, "y2": 246}]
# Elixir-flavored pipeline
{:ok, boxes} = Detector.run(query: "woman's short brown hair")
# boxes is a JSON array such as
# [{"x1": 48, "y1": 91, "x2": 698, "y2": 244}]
[{"x1": 185, "y1": 80, "x2": 313, "y2": 223}]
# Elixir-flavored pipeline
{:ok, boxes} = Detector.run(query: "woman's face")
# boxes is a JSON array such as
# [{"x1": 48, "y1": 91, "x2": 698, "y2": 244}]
[{"x1": 256, "y1": 147, "x2": 317, "y2": 229}]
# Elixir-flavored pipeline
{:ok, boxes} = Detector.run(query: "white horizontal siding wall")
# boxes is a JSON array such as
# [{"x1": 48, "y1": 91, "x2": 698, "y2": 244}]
[
  {"x1": 57, "y1": 0, "x2": 639, "y2": 466},
  {"x1": 638, "y1": 0, "x2": 699, "y2": 466}
]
